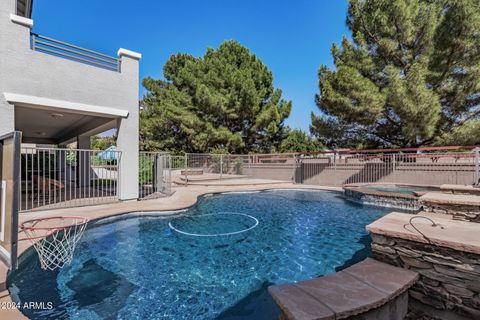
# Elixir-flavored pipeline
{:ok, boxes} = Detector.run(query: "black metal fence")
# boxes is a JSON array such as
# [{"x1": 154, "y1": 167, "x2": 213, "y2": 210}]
[
  {"x1": 31, "y1": 33, "x2": 121, "y2": 72},
  {"x1": 181, "y1": 147, "x2": 480, "y2": 187},
  {"x1": 139, "y1": 152, "x2": 172, "y2": 199},
  {"x1": 20, "y1": 147, "x2": 121, "y2": 211}
]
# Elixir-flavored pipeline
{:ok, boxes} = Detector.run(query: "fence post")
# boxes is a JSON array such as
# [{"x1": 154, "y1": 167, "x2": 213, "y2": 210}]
[
  {"x1": 333, "y1": 151, "x2": 337, "y2": 187},
  {"x1": 475, "y1": 147, "x2": 479, "y2": 186},
  {"x1": 301, "y1": 162, "x2": 305, "y2": 184},
  {"x1": 184, "y1": 153, "x2": 188, "y2": 186},
  {"x1": 292, "y1": 157, "x2": 297, "y2": 183},
  {"x1": 168, "y1": 154, "x2": 172, "y2": 194},
  {"x1": 392, "y1": 153, "x2": 396, "y2": 179},
  {"x1": 220, "y1": 154, "x2": 223, "y2": 180}
]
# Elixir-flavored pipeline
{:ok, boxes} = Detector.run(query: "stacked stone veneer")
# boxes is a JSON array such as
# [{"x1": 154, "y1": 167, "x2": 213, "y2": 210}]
[
  {"x1": 370, "y1": 234, "x2": 480, "y2": 319},
  {"x1": 344, "y1": 187, "x2": 421, "y2": 211},
  {"x1": 421, "y1": 202, "x2": 480, "y2": 223}
]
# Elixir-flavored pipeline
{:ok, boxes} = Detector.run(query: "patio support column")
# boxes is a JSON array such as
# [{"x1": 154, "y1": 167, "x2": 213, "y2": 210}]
[
  {"x1": 116, "y1": 49, "x2": 141, "y2": 200},
  {"x1": 77, "y1": 135, "x2": 90, "y2": 188},
  {"x1": 0, "y1": 98, "x2": 15, "y2": 136}
]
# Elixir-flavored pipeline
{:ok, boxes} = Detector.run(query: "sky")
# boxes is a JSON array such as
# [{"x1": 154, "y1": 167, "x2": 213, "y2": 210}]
[{"x1": 32, "y1": 0, "x2": 350, "y2": 131}]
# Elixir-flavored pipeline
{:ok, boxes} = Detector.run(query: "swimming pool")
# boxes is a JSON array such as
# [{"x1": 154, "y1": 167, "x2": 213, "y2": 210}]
[{"x1": 8, "y1": 190, "x2": 389, "y2": 319}]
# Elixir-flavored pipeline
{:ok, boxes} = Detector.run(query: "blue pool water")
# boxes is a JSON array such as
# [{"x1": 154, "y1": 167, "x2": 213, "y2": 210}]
[{"x1": 8, "y1": 190, "x2": 390, "y2": 319}]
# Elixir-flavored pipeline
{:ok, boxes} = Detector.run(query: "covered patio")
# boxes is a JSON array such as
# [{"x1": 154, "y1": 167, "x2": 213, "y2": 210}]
[{"x1": 9, "y1": 94, "x2": 128, "y2": 211}]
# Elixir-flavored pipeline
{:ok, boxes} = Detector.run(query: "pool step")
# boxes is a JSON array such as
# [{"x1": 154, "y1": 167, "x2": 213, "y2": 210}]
[{"x1": 268, "y1": 258, "x2": 418, "y2": 320}]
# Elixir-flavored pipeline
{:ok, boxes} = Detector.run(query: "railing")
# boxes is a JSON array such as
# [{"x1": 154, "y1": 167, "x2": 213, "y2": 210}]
[
  {"x1": 139, "y1": 152, "x2": 172, "y2": 199},
  {"x1": 170, "y1": 155, "x2": 187, "y2": 169},
  {"x1": 179, "y1": 146, "x2": 480, "y2": 186},
  {"x1": 184, "y1": 154, "x2": 251, "y2": 182},
  {"x1": 31, "y1": 33, "x2": 121, "y2": 72},
  {"x1": 296, "y1": 152, "x2": 476, "y2": 186},
  {"x1": 20, "y1": 147, "x2": 121, "y2": 211}
]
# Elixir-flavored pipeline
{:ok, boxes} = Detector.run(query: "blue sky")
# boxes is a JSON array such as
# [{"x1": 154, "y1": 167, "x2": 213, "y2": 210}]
[{"x1": 32, "y1": 0, "x2": 350, "y2": 131}]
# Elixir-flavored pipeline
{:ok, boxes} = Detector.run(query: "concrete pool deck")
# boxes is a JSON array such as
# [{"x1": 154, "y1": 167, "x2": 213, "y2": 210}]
[
  {"x1": 367, "y1": 211, "x2": 480, "y2": 255},
  {"x1": 0, "y1": 181, "x2": 341, "y2": 320}
]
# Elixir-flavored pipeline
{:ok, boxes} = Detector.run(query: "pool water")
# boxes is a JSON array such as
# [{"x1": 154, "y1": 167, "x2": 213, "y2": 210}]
[
  {"x1": 364, "y1": 184, "x2": 435, "y2": 195},
  {"x1": 9, "y1": 190, "x2": 390, "y2": 320}
]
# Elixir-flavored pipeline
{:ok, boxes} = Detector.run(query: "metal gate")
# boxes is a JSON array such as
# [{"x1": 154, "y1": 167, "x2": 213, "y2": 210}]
[{"x1": 139, "y1": 152, "x2": 172, "y2": 199}]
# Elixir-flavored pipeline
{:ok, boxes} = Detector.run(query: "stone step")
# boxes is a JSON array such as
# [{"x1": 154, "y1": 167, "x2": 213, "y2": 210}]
[{"x1": 268, "y1": 258, "x2": 418, "y2": 320}]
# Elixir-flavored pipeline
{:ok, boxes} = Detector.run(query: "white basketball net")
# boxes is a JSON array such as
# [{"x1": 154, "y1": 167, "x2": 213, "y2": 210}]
[{"x1": 21, "y1": 216, "x2": 88, "y2": 271}]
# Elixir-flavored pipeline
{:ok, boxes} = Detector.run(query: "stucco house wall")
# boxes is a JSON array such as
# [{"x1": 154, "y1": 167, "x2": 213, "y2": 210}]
[{"x1": 0, "y1": 0, "x2": 141, "y2": 200}]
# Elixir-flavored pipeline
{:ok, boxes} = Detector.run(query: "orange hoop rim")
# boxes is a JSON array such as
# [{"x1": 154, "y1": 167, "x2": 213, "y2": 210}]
[{"x1": 20, "y1": 216, "x2": 89, "y2": 241}]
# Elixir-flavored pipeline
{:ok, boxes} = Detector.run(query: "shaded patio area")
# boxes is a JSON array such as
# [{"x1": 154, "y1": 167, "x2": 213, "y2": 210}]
[{"x1": 20, "y1": 147, "x2": 120, "y2": 211}]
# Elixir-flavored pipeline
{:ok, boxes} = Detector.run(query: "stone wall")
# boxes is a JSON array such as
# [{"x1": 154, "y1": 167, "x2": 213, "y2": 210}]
[
  {"x1": 344, "y1": 188, "x2": 420, "y2": 211},
  {"x1": 370, "y1": 234, "x2": 480, "y2": 319},
  {"x1": 421, "y1": 202, "x2": 480, "y2": 223},
  {"x1": 243, "y1": 164, "x2": 295, "y2": 181}
]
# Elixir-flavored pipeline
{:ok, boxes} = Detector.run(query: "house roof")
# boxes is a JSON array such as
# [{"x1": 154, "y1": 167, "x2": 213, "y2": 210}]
[{"x1": 16, "y1": 0, "x2": 33, "y2": 18}]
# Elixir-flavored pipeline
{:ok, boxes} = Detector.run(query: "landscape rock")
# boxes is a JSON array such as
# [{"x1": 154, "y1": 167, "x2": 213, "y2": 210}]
[
  {"x1": 443, "y1": 284, "x2": 474, "y2": 298},
  {"x1": 371, "y1": 243, "x2": 396, "y2": 254},
  {"x1": 400, "y1": 256, "x2": 432, "y2": 269}
]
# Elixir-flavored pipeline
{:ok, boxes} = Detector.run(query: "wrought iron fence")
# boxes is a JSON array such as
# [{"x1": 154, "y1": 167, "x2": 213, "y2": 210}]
[
  {"x1": 181, "y1": 146, "x2": 479, "y2": 187},
  {"x1": 20, "y1": 147, "x2": 121, "y2": 212},
  {"x1": 295, "y1": 150, "x2": 477, "y2": 186},
  {"x1": 139, "y1": 152, "x2": 172, "y2": 199},
  {"x1": 182, "y1": 154, "x2": 251, "y2": 183},
  {"x1": 31, "y1": 33, "x2": 121, "y2": 72},
  {"x1": 170, "y1": 155, "x2": 187, "y2": 169},
  {"x1": 17, "y1": 146, "x2": 478, "y2": 210}
]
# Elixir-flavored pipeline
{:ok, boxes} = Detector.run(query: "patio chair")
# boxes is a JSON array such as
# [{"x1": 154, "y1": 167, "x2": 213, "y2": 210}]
[{"x1": 32, "y1": 175, "x2": 65, "y2": 202}]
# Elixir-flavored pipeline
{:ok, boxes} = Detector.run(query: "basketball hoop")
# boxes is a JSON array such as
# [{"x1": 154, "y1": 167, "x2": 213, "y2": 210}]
[{"x1": 20, "y1": 216, "x2": 89, "y2": 271}]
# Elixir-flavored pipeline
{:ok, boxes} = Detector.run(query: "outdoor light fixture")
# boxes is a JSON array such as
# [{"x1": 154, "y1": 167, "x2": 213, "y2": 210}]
[{"x1": 35, "y1": 131, "x2": 47, "y2": 136}]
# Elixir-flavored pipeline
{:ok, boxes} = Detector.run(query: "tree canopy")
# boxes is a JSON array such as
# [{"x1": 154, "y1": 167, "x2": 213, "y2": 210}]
[
  {"x1": 140, "y1": 40, "x2": 292, "y2": 153},
  {"x1": 311, "y1": 0, "x2": 480, "y2": 149},
  {"x1": 90, "y1": 135, "x2": 115, "y2": 150},
  {"x1": 278, "y1": 128, "x2": 323, "y2": 153}
]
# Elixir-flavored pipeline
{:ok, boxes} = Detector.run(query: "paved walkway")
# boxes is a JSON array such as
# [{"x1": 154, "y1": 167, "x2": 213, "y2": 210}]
[{"x1": 0, "y1": 181, "x2": 341, "y2": 320}]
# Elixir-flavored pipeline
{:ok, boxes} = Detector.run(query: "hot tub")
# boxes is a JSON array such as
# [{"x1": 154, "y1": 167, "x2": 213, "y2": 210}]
[{"x1": 343, "y1": 183, "x2": 441, "y2": 211}]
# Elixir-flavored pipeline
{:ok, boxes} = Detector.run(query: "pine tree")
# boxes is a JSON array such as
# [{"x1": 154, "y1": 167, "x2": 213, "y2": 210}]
[
  {"x1": 278, "y1": 128, "x2": 323, "y2": 153},
  {"x1": 141, "y1": 40, "x2": 292, "y2": 153},
  {"x1": 311, "y1": 0, "x2": 480, "y2": 148}
]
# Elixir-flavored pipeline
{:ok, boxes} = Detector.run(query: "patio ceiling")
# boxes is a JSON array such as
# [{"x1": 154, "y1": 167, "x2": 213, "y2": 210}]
[{"x1": 15, "y1": 105, "x2": 116, "y2": 144}]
